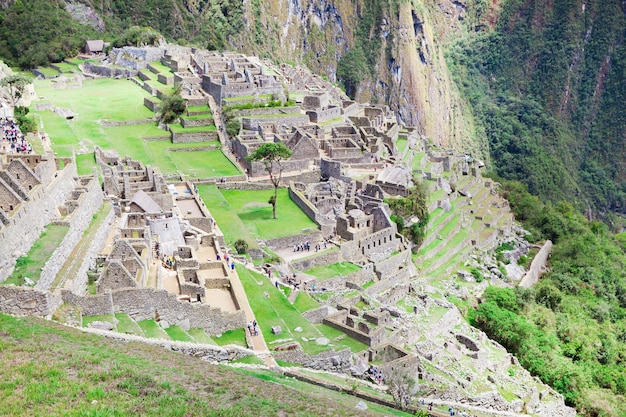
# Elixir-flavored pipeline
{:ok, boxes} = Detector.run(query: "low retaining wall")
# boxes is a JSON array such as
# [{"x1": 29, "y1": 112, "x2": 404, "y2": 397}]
[
  {"x1": 290, "y1": 249, "x2": 341, "y2": 272},
  {"x1": 0, "y1": 286, "x2": 62, "y2": 316},
  {"x1": 81, "y1": 326, "x2": 253, "y2": 362},
  {"x1": 171, "y1": 130, "x2": 218, "y2": 143},
  {"x1": 519, "y1": 240, "x2": 553, "y2": 289},
  {"x1": 64, "y1": 203, "x2": 116, "y2": 295},
  {"x1": 62, "y1": 287, "x2": 246, "y2": 336},
  {"x1": 273, "y1": 347, "x2": 352, "y2": 373}
]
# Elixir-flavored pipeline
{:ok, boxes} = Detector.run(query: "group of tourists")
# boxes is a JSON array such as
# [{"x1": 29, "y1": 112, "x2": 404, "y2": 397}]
[
  {"x1": 246, "y1": 320, "x2": 259, "y2": 336},
  {"x1": 1, "y1": 117, "x2": 32, "y2": 154},
  {"x1": 292, "y1": 239, "x2": 329, "y2": 253}
]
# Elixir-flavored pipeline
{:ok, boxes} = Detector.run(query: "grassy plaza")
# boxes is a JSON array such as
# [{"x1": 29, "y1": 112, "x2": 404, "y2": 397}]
[
  {"x1": 197, "y1": 185, "x2": 318, "y2": 245},
  {"x1": 31, "y1": 76, "x2": 240, "y2": 178}
]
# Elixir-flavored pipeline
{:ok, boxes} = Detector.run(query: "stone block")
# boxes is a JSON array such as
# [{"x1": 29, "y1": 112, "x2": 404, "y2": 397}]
[
  {"x1": 179, "y1": 318, "x2": 190, "y2": 331},
  {"x1": 271, "y1": 326, "x2": 282, "y2": 335}
]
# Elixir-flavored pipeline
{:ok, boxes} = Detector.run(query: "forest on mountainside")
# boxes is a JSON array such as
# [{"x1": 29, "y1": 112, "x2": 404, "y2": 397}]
[
  {"x1": 1, "y1": 0, "x2": 624, "y2": 223},
  {"x1": 448, "y1": 0, "x2": 626, "y2": 223},
  {"x1": 463, "y1": 178, "x2": 626, "y2": 415}
]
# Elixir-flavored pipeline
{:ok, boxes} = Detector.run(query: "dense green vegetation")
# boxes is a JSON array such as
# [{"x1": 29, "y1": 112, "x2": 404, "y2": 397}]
[
  {"x1": 471, "y1": 179, "x2": 626, "y2": 415},
  {"x1": 448, "y1": 0, "x2": 626, "y2": 221},
  {"x1": 386, "y1": 179, "x2": 430, "y2": 248}
]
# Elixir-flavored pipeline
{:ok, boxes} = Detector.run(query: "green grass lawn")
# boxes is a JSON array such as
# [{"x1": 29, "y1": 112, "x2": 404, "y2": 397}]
[
  {"x1": 187, "y1": 104, "x2": 211, "y2": 113},
  {"x1": 219, "y1": 188, "x2": 318, "y2": 240},
  {"x1": 82, "y1": 314, "x2": 116, "y2": 328},
  {"x1": 3, "y1": 225, "x2": 69, "y2": 286},
  {"x1": 75, "y1": 153, "x2": 96, "y2": 176},
  {"x1": 237, "y1": 265, "x2": 366, "y2": 355},
  {"x1": 197, "y1": 184, "x2": 257, "y2": 247},
  {"x1": 164, "y1": 325, "x2": 195, "y2": 342},
  {"x1": 304, "y1": 262, "x2": 361, "y2": 280},
  {"x1": 169, "y1": 123, "x2": 217, "y2": 133},
  {"x1": 137, "y1": 320, "x2": 171, "y2": 340},
  {"x1": 36, "y1": 67, "x2": 60, "y2": 77},
  {"x1": 187, "y1": 328, "x2": 216, "y2": 344},
  {"x1": 169, "y1": 150, "x2": 240, "y2": 178},
  {"x1": 231, "y1": 355, "x2": 265, "y2": 365},
  {"x1": 213, "y1": 328, "x2": 247, "y2": 347},
  {"x1": 1, "y1": 313, "x2": 398, "y2": 417},
  {"x1": 198, "y1": 186, "x2": 317, "y2": 247},
  {"x1": 396, "y1": 137, "x2": 408, "y2": 154},
  {"x1": 34, "y1": 77, "x2": 154, "y2": 123},
  {"x1": 180, "y1": 113, "x2": 214, "y2": 121},
  {"x1": 147, "y1": 61, "x2": 174, "y2": 75},
  {"x1": 114, "y1": 313, "x2": 144, "y2": 335},
  {"x1": 53, "y1": 62, "x2": 79, "y2": 73},
  {"x1": 293, "y1": 291, "x2": 319, "y2": 313}
]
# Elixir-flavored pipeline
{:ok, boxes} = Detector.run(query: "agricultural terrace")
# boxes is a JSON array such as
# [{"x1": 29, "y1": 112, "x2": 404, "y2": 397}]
[
  {"x1": 31, "y1": 77, "x2": 240, "y2": 178},
  {"x1": 3, "y1": 225, "x2": 69, "y2": 286},
  {"x1": 196, "y1": 185, "x2": 318, "y2": 247}
]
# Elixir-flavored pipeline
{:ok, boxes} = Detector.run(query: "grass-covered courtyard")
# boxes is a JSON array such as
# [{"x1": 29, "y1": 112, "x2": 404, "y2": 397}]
[
  {"x1": 237, "y1": 265, "x2": 367, "y2": 355},
  {"x1": 31, "y1": 77, "x2": 241, "y2": 178},
  {"x1": 197, "y1": 185, "x2": 318, "y2": 246}
]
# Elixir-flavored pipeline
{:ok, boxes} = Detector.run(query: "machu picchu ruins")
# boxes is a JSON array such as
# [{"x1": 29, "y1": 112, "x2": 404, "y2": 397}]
[{"x1": 0, "y1": 44, "x2": 575, "y2": 417}]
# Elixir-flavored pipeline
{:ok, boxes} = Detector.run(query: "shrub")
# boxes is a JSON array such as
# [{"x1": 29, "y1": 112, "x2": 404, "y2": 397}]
[{"x1": 234, "y1": 239, "x2": 248, "y2": 255}]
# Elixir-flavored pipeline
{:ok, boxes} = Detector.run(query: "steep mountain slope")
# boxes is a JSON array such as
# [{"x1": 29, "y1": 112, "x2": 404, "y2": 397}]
[{"x1": 2, "y1": 1, "x2": 625, "y2": 219}]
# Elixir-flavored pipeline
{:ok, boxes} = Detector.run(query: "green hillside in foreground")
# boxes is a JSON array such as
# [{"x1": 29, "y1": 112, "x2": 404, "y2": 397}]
[{"x1": 0, "y1": 313, "x2": 413, "y2": 417}]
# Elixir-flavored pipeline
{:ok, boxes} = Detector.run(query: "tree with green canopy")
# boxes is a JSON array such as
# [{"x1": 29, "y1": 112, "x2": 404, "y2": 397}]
[
  {"x1": 246, "y1": 142, "x2": 293, "y2": 219},
  {"x1": 0, "y1": 74, "x2": 32, "y2": 107},
  {"x1": 157, "y1": 86, "x2": 186, "y2": 125}
]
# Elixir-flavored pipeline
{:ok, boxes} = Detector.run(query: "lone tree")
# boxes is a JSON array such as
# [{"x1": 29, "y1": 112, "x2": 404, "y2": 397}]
[
  {"x1": 246, "y1": 142, "x2": 292, "y2": 219},
  {"x1": 0, "y1": 74, "x2": 32, "y2": 107},
  {"x1": 157, "y1": 86, "x2": 186, "y2": 124}
]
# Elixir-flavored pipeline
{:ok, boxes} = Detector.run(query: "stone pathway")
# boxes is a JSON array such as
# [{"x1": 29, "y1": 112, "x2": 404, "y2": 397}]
[{"x1": 227, "y1": 258, "x2": 277, "y2": 367}]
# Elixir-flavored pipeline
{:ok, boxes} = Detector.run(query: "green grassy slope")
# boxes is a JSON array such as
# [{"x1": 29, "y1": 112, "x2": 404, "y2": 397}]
[{"x1": 0, "y1": 313, "x2": 411, "y2": 417}]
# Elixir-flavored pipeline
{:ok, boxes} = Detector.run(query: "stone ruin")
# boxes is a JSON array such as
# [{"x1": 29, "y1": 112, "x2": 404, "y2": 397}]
[{"x1": 0, "y1": 45, "x2": 575, "y2": 417}]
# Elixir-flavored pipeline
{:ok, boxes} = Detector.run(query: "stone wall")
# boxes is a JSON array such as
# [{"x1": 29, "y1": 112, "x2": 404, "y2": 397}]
[
  {"x1": 0, "y1": 286, "x2": 62, "y2": 316},
  {"x1": 64, "y1": 203, "x2": 116, "y2": 295},
  {"x1": 181, "y1": 117, "x2": 214, "y2": 128},
  {"x1": 290, "y1": 249, "x2": 341, "y2": 272},
  {"x1": 81, "y1": 326, "x2": 253, "y2": 362},
  {"x1": 37, "y1": 177, "x2": 104, "y2": 291},
  {"x1": 322, "y1": 312, "x2": 386, "y2": 346},
  {"x1": 241, "y1": 114, "x2": 309, "y2": 131},
  {"x1": 143, "y1": 97, "x2": 160, "y2": 112},
  {"x1": 519, "y1": 240, "x2": 553, "y2": 289},
  {"x1": 302, "y1": 305, "x2": 333, "y2": 323},
  {"x1": 62, "y1": 290, "x2": 113, "y2": 316},
  {"x1": 216, "y1": 182, "x2": 274, "y2": 191},
  {"x1": 0, "y1": 158, "x2": 77, "y2": 282},
  {"x1": 373, "y1": 249, "x2": 411, "y2": 278},
  {"x1": 83, "y1": 62, "x2": 137, "y2": 78},
  {"x1": 171, "y1": 129, "x2": 218, "y2": 143},
  {"x1": 273, "y1": 347, "x2": 353, "y2": 373},
  {"x1": 62, "y1": 287, "x2": 246, "y2": 336},
  {"x1": 264, "y1": 231, "x2": 323, "y2": 250}
]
